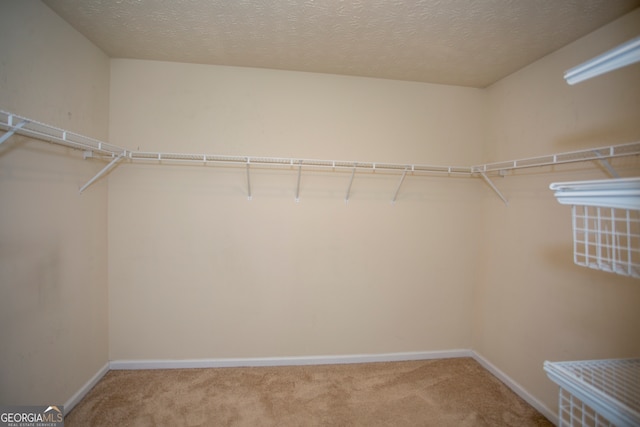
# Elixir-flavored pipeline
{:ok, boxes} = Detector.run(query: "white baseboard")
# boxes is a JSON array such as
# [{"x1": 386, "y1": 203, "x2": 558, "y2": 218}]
[
  {"x1": 471, "y1": 351, "x2": 557, "y2": 425},
  {"x1": 64, "y1": 361, "x2": 110, "y2": 415},
  {"x1": 109, "y1": 349, "x2": 473, "y2": 370}
]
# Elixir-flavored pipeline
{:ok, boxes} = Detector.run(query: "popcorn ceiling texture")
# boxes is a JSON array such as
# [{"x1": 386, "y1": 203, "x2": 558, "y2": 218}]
[{"x1": 43, "y1": 0, "x2": 639, "y2": 87}]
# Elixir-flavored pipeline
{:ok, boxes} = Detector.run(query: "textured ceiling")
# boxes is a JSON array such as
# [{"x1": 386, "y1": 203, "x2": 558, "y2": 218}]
[{"x1": 43, "y1": 0, "x2": 640, "y2": 88}]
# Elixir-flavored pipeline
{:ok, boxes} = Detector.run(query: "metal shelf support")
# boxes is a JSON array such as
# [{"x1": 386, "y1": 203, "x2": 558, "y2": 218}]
[
  {"x1": 479, "y1": 172, "x2": 509, "y2": 206},
  {"x1": 246, "y1": 159, "x2": 252, "y2": 200},
  {"x1": 594, "y1": 151, "x2": 621, "y2": 178},
  {"x1": 295, "y1": 161, "x2": 302, "y2": 202},
  {"x1": 345, "y1": 164, "x2": 356, "y2": 203},
  {"x1": 0, "y1": 118, "x2": 29, "y2": 146},
  {"x1": 391, "y1": 167, "x2": 409, "y2": 204},
  {"x1": 79, "y1": 153, "x2": 125, "y2": 193}
]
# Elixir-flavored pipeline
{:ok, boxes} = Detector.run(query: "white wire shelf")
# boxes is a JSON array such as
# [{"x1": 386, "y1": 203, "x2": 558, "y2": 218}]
[
  {"x1": 544, "y1": 359, "x2": 640, "y2": 427},
  {"x1": 1, "y1": 110, "x2": 640, "y2": 201},
  {"x1": 473, "y1": 142, "x2": 640, "y2": 174},
  {"x1": 551, "y1": 178, "x2": 640, "y2": 279},
  {"x1": 0, "y1": 110, "x2": 474, "y2": 178},
  {"x1": 128, "y1": 150, "x2": 475, "y2": 175},
  {"x1": 564, "y1": 35, "x2": 640, "y2": 85},
  {"x1": 551, "y1": 178, "x2": 640, "y2": 211},
  {"x1": 0, "y1": 110, "x2": 125, "y2": 157}
]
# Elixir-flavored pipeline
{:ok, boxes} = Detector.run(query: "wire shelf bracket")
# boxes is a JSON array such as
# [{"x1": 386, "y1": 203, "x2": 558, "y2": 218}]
[
  {"x1": 79, "y1": 152, "x2": 126, "y2": 193},
  {"x1": 246, "y1": 158, "x2": 252, "y2": 201},
  {"x1": 295, "y1": 161, "x2": 302, "y2": 203},
  {"x1": 0, "y1": 118, "x2": 29, "y2": 146},
  {"x1": 391, "y1": 167, "x2": 409, "y2": 204},
  {"x1": 593, "y1": 151, "x2": 621, "y2": 179},
  {"x1": 478, "y1": 171, "x2": 509, "y2": 206},
  {"x1": 345, "y1": 164, "x2": 356, "y2": 203}
]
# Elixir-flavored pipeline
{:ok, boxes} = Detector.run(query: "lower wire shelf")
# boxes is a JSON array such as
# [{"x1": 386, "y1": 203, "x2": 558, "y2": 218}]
[{"x1": 544, "y1": 359, "x2": 640, "y2": 427}]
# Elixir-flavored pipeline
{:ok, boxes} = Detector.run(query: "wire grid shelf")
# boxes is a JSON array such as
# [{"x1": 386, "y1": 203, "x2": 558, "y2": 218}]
[
  {"x1": 559, "y1": 388, "x2": 615, "y2": 427},
  {"x1": 572, "y1": 205, "x2": 640, "y2": 278},
  {"x1": 551, "y1": 178, "x2": 640, "y2": 279},
  {"x1": 544, "y1": 359, "x2": 640, "y2": 427}
]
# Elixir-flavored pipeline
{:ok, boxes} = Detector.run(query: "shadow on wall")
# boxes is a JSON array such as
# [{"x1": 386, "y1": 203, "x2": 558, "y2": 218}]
[{"x1": 540, "y1": 243, "x2": 577, "y2": 274}]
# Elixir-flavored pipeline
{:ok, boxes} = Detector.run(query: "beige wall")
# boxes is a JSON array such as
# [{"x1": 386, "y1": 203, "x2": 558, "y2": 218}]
[
  {"x1": 475, "y1": 8, "x2": 640, "y2": 414},
  {"x1": 107, "y1": 60, "x2": 486, "y2": 360},
  {"x1": 2, "y1": 1, "x2": 639, "y2": 420},
  {"x1": 0, "y1": 1, "x2": 110, "y2": 406}
]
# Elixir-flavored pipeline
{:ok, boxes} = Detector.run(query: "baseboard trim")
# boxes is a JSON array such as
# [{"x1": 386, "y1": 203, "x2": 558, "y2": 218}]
[
  {"x1": 471, "y1": 351, "x2": 557, "y2": 425},
  {"x1": 64, "y1": 361, "x2": 109, "y2": 415},
  {"x1": 109, "y1": 349, "x2": 473, "y2": 370}
]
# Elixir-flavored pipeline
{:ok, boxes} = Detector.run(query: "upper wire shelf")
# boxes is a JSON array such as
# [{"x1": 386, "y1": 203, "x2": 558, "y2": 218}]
[
  {"x1": 0, "y1": 110, "x2": 125, "y2": 157},
  {"x1": 128, "y1": 150, "x2": 471, "y2": 175},
  {"x1": 1, "y1": 110, "x2": 640, "y2": 201},
  {"x1": 473, "y1": 143, "x2": 640, "y2": 173}
]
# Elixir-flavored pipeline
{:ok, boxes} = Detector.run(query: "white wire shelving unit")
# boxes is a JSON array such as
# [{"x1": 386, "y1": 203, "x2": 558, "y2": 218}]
[
  {"x1": 544, "y1": 359, "x2": 640, "y2": 427},
  {"x1": 1, "y1": 109, "x2": 640, "y2": 203},
  {"x1": 550, "y1": 178, "x2": 640, "y2": 279}
]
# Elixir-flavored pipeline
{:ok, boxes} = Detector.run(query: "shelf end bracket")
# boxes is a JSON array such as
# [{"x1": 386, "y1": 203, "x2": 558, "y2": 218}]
[
  {"x1": 593, "y1": 151, "x2": 620, "y2": 178},
  {"x1": 479, "y1": 171, "x2": 509, "y2": 205},
  {"x1": 0, "y1": 119, "x2": 29, "y2": 146},
  {"x1": 79, "y1": 152, "x2": 125, "y2": 193}
]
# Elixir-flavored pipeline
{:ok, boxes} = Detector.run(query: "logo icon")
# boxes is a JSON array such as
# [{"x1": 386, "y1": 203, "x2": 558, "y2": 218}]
[{"x1": 45, "y1": 406, "x2": 62, "y2": 415}]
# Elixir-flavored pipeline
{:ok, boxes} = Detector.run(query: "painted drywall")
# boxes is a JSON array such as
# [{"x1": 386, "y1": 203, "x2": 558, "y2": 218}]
[
  {"x1": 475, "y1": 8, "x2": 640, "y2": 415},
  {"x1": 107, "y1": 60, "x2": 486, "y2": 360},
  {"x1": 2, "y1": 1, "x2": 638, "y2": 420},
  {"x1": 0, "y1": 1, "x2": 110, "y2": 406}
]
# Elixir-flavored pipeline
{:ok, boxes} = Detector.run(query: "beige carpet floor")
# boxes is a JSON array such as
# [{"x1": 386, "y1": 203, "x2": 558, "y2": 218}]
[{"x1": 65, "y1": 357, "x2": 553, "y2": 426}]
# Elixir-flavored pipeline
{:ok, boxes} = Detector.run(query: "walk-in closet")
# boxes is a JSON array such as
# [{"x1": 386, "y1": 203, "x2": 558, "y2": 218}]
[{"x1": 1, "y1": 1, "x2": 639, "y2": 425}]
